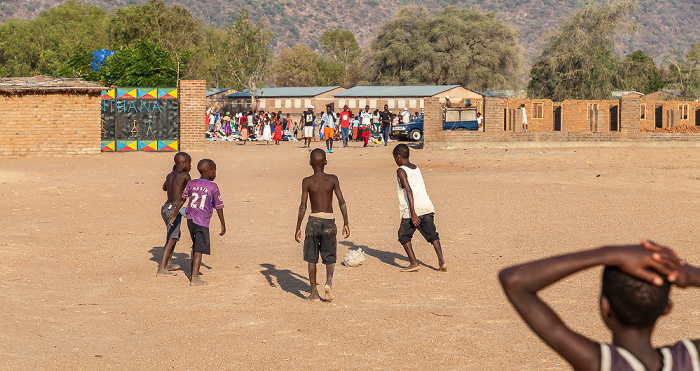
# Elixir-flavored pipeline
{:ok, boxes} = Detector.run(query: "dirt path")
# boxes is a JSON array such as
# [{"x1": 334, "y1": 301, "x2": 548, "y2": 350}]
[{"x1": 1, "y1": 141, "x2": 699, "y2": 369}]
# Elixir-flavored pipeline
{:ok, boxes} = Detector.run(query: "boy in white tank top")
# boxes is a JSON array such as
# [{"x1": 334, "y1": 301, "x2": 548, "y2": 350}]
[{"x1": 392, "y1": 144, "x2": 446, "y2": 272}]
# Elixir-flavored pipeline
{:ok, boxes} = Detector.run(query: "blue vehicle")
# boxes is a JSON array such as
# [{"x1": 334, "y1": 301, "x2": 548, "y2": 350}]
[
  {"x1": 392, "y1": 114, "x2": 425, "y2": 141},
  {"x1": 443, "y1": 107, "x2": 478, "y2": 131},
  {"x1": 392, "y1": 108, "x2": 479, "y2": 142}
]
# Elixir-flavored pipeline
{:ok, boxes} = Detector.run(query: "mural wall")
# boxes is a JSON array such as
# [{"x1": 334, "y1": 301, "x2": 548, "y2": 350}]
[{"x1": 101, "y1": 88, "x2": 179, "y2": 151}]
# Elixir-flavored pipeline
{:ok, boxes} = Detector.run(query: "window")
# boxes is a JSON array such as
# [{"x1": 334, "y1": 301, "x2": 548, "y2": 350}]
[
  {"x1": 419, "y1": 99, "x2": 424, "y2": 108},
  {"x1": 680, "y1": 104, "x2": 689, "y2": 120},
  {"x1": 349, "y1": 99, "x2": 356, "y2": 109},
  {"x1": 259, "y1": 99, "x2": 266, "y2": 109},
  {"x1": 533, "y1": 103, "x2": 544, "y2": 119},
  {"x1": 274, "y1": 99, "x2": 281, "y2": 108},
  {"x1": 285, "y1": 99, "x2": 292, "y2": 108},
  {"x1": 304, "y1": 99, "x2": 311, "y2": 108},
  {"x1": 640, "y1": 104, "x2": 646, "y2": 119},
  {"x1": 338, "y1": 99, "x2": 345, "y2": 108},
  {"x1": 387, "y1": 99, "x2": 395, "y2": 109},
  {"x1": 409, "y1": 99, "x2": 417, "y2": 109},
  {"x1": 359, "y1": 99, "x2": 366, "y2": 108},
  {"x1": 369, "y1": 99, "x2": 377, "y2": 109},
  {"x1": 397, "y1": 99, "x2": 405, "y2": 109},
  {"x1": 587, "y1": 103, "x2": 599, "y2": 119},
  {"x1": 294, "y1": 99, "x2": 301, "y2": 108}
]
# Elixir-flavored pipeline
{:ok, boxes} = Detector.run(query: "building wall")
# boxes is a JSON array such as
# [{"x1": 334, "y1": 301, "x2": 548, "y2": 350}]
[
  {"x1": 0, "y1": 92, "x2": 101, "y2": 156},
  {"x1": 179, "y1": 80, "x2": 206, "y2": 152},
  {"x1": 425, "y1": 96, "x2": 700, "y2": 148}
]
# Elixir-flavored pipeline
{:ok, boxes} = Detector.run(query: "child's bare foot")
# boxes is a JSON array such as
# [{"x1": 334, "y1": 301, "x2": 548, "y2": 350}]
[
  {"x1": 439, "y1": 262, "x2": 447, "y2": 272},
  {"x1": 190, "y1": 277, "x2": 208, "y2": 286},
  {"x1": 165, "y1": 263, "x2": 180, "y2": 271},
  {"x1": 400, "y1": 264, "x2": 420, "y2": 272},
  {"x1": 156, "y1": 269, "x2": 177, "y2": 277},
  {"x1": 324, "y1": 284, "x2": 334, "y2": 301},
  {"x1": 306, "y1": 292, "x2": 321, "y2": 301}
]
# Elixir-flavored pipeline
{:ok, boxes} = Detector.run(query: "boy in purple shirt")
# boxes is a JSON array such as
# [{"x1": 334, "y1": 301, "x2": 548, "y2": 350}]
[{"x1": 171, "y1": 159, "x2": 226, "y2": 286}]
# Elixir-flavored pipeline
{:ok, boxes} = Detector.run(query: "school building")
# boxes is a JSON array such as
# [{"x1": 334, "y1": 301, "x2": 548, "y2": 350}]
[
  {"x1": 227, "y1": 86, "x2": 344, "y2": 114},
  {"x1": 206, "y1": 88, "x2": 237, "y2": 114},
  {"x1": 332, "y1": 85, "x2": 483, "y2": 113}
]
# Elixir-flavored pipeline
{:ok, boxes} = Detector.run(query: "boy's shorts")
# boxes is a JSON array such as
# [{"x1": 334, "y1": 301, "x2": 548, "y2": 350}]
[
  {"x1": 187, "y1": 219, "x2": 211, "y2": 255},
  {"x1": 398, "y1": 213, "x2": 439, "y2": 245},
  {"x1": 161, "y1": 202, "x2": 181, "y2": 240},
  {"x1": 303, "y1": 216, "x2": 337, "y2": 264},
  {"x1": 304, "y1": 126, "x2": 313, "y2": 138},
  {"x1": 324, "y1": 127, "x2": 334, "y2": 140}
]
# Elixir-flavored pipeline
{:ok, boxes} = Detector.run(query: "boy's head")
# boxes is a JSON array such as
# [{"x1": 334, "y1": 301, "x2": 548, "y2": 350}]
[
  {"x1": 600, "y1": 266, "x2": 671, "y2": 330},
  {"x1": 197, "y1": 159, "x2": 217, "y2": 181},
  {"x1": 392, "y1": 144, "x2": 410, "y2": 166},
  {"x1": 309, "y1": 148, "x2": 327, "y2": 169},
  {"x1": 174, "y1": 152, "x2": 191, "y2": 172}
]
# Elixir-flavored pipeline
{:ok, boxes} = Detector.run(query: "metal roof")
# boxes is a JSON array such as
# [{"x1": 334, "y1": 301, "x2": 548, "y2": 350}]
[
  {"x1": 332, "y1": 85, "x2": 460, "y2": 97},
  {"x1": 477, "y1": 90, "x2": 527, "y2": 98},
  {"x1": 229, "y1": 86, "x2": 341, "y2": 98},
  {"x1": 206, "y1": 88, "x2": 232, "y2": 97}
]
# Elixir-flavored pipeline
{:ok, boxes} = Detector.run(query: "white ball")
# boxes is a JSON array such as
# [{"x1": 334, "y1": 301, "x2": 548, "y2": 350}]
[{"x1": 343, "y1": 248, "x2": 365, "y2": 267}]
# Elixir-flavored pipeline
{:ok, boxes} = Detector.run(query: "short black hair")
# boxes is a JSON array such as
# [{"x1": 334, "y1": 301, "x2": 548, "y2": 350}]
[
  {"x1": 393, "y1": 143, "x2": 409, "y2": 158},
  {"x1": 197, "y1": 159, "x2": 216, "y2": 174},
  {"x1": 310, "y1": 148, "x2": 326, "y2": 164},
  {"x1": 601, "y1": 266, "x2": 671, "y2": 329}
]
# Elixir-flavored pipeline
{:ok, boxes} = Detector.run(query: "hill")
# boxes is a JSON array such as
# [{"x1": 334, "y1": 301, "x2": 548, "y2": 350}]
[{"x1": 0, "y1": 0, "x2": 698, "y2": 63}]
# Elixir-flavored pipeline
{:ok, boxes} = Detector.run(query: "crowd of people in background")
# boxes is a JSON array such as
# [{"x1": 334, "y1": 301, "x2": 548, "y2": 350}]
[{"x1": 205, "y1": 105, "x2": 423, "y2": 148}]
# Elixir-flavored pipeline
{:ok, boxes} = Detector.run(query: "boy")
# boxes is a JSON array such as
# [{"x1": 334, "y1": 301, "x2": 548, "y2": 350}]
[
  {"x1": 157, "y1": 152, "x2": 191, "y2": 277},
  {"x1": 321, "y1": 105, "x2": 337, "y2": 153},
  {"x1": 359, "y1": 105, "x2": 372, "y2": 147},
  {"x1": 520, "y1": 103, "x2": 528, "y2": 131},
  {"x1": 295, "y1": 149, "x2": 350, "y2": 301},
  {"x1": 171, "y1": 159, "x2": 226, "y2": 286},
  {"x1": 302, "y1": 105, "x2": 315, "y2": 148},
  {"x1": 392, "y1": 144, "x2": 446, "y2": 272},
  {"x1": 499, "y1": 240, "x2": 700, "y2": 370}
]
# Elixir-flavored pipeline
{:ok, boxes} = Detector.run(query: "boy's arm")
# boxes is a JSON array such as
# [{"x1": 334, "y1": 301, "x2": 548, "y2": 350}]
[
  {"x1": 333, "y1": 176, "x2": 350, "y2": 238},
  {"x1": 216, "y1": 209, "x2": 226, "y2": 236},
  {"x1": 295, "y1": 179, "x2": 309, "y2": 243},
  {"x1": 169, "y1": 197, "x2": 187, "y2": 225},
  {"x1": 499, "y1": 244, "x2": 679, "y2": 371},
  {"x1": 396, "y1": 168, "x2": 420, "y2": 226}
]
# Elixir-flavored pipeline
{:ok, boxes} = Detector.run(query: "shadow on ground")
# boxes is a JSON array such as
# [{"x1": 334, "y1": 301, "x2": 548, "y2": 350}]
[
  {"x1": 339, "y1": 241, "x2": 438, "y2": 271},
  {"x1": 259, "y1": 263, "x2": 309, "y2": 299},
  {"x1": 148, "y1": 246, "x2": 211, "y2": 280}
]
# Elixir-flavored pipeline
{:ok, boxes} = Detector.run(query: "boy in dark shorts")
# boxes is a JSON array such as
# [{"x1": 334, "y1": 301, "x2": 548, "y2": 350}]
[
  {"x1": 157, "y1": 152, "x2": 191, "y2": 277},
  {"x1": 171, "y1": 159, "x2": 226, "y2": 286},
  {"x1": 500, "y1": 240, "x2": 700, "y2": 371},
  {"x1": 295, "y1": 148, "x2": 350, "y2": 301},
  {"x1": 392, "y1": 144, "x2": 446, "y2": 272}
]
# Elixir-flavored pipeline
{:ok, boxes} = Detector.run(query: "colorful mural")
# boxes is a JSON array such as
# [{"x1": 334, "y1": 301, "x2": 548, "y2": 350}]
[{"x1": 101, "y1": 88, "x2": 179, "y2": 152}]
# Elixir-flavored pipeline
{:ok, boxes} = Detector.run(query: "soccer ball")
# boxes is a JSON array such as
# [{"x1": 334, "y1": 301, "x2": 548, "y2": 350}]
[{"x1": 343, "y1": 248, "x2": 365, "y2": 267}]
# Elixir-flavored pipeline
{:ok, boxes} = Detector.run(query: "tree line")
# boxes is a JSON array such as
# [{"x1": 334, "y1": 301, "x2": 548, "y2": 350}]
[{"x1": 0, "y1": 0, "x2": 698, "y2": 101}]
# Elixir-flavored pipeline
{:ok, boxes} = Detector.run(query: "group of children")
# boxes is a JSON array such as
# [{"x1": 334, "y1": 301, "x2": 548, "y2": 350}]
[{"x1": 158, "y1": 145, "x2": 700, "y2": 370}]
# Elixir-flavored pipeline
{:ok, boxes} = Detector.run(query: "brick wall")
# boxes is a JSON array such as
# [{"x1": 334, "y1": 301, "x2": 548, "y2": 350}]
[
  {"x1": 424, "y1": 95, "x2": 700, "y2": 148},
  {"x1": 179, "y1": 80, "x2": 206, "y2": 152},
  {"x1": 0, "y1": 92, "x2": 101, "y2": 156}
]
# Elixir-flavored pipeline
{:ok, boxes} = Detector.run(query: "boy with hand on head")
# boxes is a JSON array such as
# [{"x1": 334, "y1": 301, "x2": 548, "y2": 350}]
[
  {"x1": 157, "y1": 152, "x2": 192, "y2": 277},
  {"x1": 295, "y1": 149, "x2": 350, "y2": 301},
  {"x1": 392, "y1": 144, "x2": 447, "y2": 272},
  {"x1": 499, "y1": 240, "x2": 700, "y2": 371},
  {"x1": 171, "y1": 159, "x2": 226, "y2": 286}
]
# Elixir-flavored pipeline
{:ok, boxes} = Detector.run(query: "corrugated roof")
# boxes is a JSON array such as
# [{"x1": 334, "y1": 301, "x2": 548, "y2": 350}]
[
  {"x1": 207, "y1": 88, "x2": 232, "y2": 97},
  {"x1": 0, "y1": 76, "x2": 104, "y2": 94},
  {"x1": 333, "y1": 85, "x2": 460, "y2": 97},
  {"x1": 478, "y1": 90, "x2": 527, "y2": 98},
  {"x1": 229, "y1": 86, "x2": 341, "y2": 98}
]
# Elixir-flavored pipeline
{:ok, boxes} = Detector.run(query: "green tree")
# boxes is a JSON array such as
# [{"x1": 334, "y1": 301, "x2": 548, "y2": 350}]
[
  {"x1": 56, "y1": 45, "x2": 103, "y2": 81},
  {"x1": 320, "y1": 29, "x2": 360, "y2": 85},
  {"x1": 528, "y1": 0, "x2": 636, "y2": 100},
  {"x1": 369, "y1": 7, "x2": 524, "y2": 90},
  {"x1": 0, "y1": 1, "x2": 109, "y2": 77},
  {"x1": 217, "y1": 9, "x2": 272, "y2": 107},
  {"x1": 664, "y1": 43, "x2": 700, "y2": 99},
  {"x1": 272, "y1": 45, "x2": 321, "y2": 87},
  {"x1": 618, "y1": 50, "x2": 664, "y2": 94},
  {"x1": 100, "y1": 40, "x2": 179, "y2": 86},
  {"x1": 108, "y1": 0, "x2": 203, "y2": 80}
]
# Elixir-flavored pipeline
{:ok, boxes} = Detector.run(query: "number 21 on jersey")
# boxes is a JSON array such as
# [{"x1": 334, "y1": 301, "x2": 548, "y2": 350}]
[{"x1": 189, "y1": 193, "x2": 208, "y2": 210}]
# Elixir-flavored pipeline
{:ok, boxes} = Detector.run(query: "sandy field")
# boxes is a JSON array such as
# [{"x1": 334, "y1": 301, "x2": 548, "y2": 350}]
[{"x1": 1, "y1": 139, "x2": 699, "y2": 370}]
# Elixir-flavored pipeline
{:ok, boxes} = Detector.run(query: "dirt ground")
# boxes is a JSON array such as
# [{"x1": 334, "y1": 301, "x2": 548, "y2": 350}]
[{"x1": 1, "y1": 139, "x2": 699, "y2": 370}]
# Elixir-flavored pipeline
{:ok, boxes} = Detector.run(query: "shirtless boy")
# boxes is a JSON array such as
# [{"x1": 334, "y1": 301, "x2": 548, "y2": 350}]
[
  {"x1": 295, "y1": 149, "x2": 350, "y2": 301},
  {"x1": 500, "y1": 240, "x2": 700, "y2": 370},
  {"x1": 393, "y1": 144, "x2": 446, "y2": 272},
  {"x1": 171, "y1": 159, "x2": 226, "y2": 286},
  {"x1": 157, "y1": 152, "x2": 191, "y2": 277}
]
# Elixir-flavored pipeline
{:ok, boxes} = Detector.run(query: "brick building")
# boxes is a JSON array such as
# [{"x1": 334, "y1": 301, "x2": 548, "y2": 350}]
[
  {"x1": 0, "y1": 76, "x2": 103, "y2": 156},
  {"x1": 206, "y1": 88, "x2": 237, "y2": 114},
  {"x1": 332, "y1": 85, "x2": 483, "y2": 114}
]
